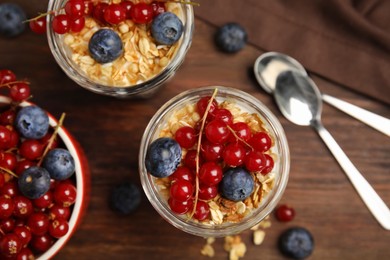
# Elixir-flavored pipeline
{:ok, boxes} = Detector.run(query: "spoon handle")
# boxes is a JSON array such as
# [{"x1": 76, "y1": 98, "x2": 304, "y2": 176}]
[
  {"x1": 322, "y1": 94, "x2": 390, "y2": 137},
  {"x1": 312, "y1": 121, "x2": 390, "y2": 230}
]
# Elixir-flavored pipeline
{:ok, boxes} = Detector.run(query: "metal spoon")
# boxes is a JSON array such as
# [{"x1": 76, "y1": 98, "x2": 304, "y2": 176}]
[
  {"x1": 254, "y1": 52, "x2": 390, "y2": 137},
  {"x1": 274, "y1": 70, "x2": 390, "y2": 230}
]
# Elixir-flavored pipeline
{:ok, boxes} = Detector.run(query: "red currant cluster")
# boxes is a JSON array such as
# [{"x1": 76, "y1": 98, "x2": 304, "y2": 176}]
[
  {"x1": 167, "y1": 96, "x2": 275, "y2": 221},
  {"x1": 29, "y1": 0, "x2": 167, "y2": 35},
  {"x1": 0, "y1": 70, "x2": 77, "y2": 258}
]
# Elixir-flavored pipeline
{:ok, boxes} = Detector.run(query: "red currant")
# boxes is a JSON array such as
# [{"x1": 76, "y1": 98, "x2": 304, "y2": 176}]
[
  {"x1": 19, "y1": 139, "x2": 44, "y2": 160},
  {"x1": 130, "y1": 3, "x2": 154, "y2": 24},
  {"x1": 196, "y1": 96, "x2": 218, "y2": 118},
  {"x1": 15, "y1": 247, "x2": 34, "y2": 260},
  {"x1": 49, "y1": 218, "x2": 69, "y2": 238},
  {"x1": 193, "y1": 200, "x2": 210, "y2": 221},
  {"x1": 13, "y1": 195, "x2": 33, "y2": 219},
  {"x1": 70, "y1": 16, "x2": 85, "y2": 33},
  {"x1": 205, "y1": 119, "x2": 230, "y2": 144},
  {"x1": 104, "y1": 3, "x2": 126, "y2": 24},
  {"x1": 213, "y1": 108, "x2": 233, "y2": 126},
  {"x1": 13, "y1": 225, "x2": 32, "y2": 247},
  {"x1": 30, "y1": 233, "x2": 53, "y2": 253},
  {"x1": 228, "y1": 122, "x2": 251, "y2": 143},
  {"x1": 93, "y1": 2, "x2": 108, "y2": 24},
  {"x1": 65, "y1": 0, "x2": 85, "y2": 19},
  {"x1": 199, "y1": 161, "x2": 223, "y2": 186},
  {"x1": 120, "y1": 1, "x2": 134, "y2": 19},
  {"x1": 151, "y1": 1, "x2": 166, "y2": 17},
  {"x1": 200, "y1": 140, "x2": 223, "y2": 162},
  {"x1": 0, "y1": 152, "x2": 17, "y2": 171},
  {"x1": 249, "y1": 132, "x2": 272, "y2": 152},
  {"x1": 0, "y1": 218, "x2": 15, "y2": 233},
  {"x1": 275, "y1": 204, "x2": 295, "y2": 222},
  {"x1": 222, "y1": 142, "x2": 246, "y2": 167},
  {"x1": 0, "y1": 69, "x2": 16, "y2": 84},
  {"x1": 169, "y1": 166, "x2": 194, "y2": 183},
  {"x1": 30, "y1": 16, "x2": 47, "y2": 34},
  {"x1": 261, "y1": 154, "x2": 274, "y2": 175},
  {"x1": 244, "y1": 150, "x2": 266, "y2": 172},
  {"x1": 168, "y1": 197, "x2": 193, "y2": 214},
  {"x1": 52, "y1": 14, "x2": 71, "y2": 34},
  {"x1": 15, "y1": 160, "x2": 36, "y2": 176},
  {"x1": 0, "y1": 196, "x2": 14, "y2": 219},
  {"x1": 49, "y1": 204, "x2": 71, "y2": 220},
  {"x1": 0, "y1": 233, "x2": 22, "y2": 257},
  {"x1": 170, "y1": 179, "x2": 193, "y2": 202},
  {"x1": 54, "y1": 182, "x2": 77, "y2": 207},
  {"x1": 27, "y1": 212, "x2": 49, "y2": 236},
  {"x1": 183, "y1": 149, "x2": 202, "y2": 169},
  {"x1": 175, "y1": 126, "x2": 197, "y2": 149},
  {"x1": 0, "y1": 174, "x2": 4, "y2": 189},
  {"x1": 7, "y1": 129, "x2": 19, "y2": 149},
  {"x1": 0, "y1": 125, "x2": 11, "y2": 150},
  {"x1": 33, "y1": 191, "x2": 53, "y2": 209},
  {"x1": 0, "y1": 109, "x2": 16, "y2": 125},
  {"x1": 9, "y1": 81, "x2": 30, "y2": 102},
  {"x1": 198, "y1": 184, "x2": 218, "y2": 200},
  {"x1": 1, "y1": 181, "x2": 20, "y2": 197}
]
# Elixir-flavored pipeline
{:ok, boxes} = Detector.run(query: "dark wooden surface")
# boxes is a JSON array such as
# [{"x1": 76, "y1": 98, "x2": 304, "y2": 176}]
[{"x1": 1, "y1": 1, "x2": 390, "y2": 259}]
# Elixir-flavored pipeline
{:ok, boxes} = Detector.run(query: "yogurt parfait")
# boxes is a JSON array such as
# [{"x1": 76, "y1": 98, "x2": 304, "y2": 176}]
[
  {"x1": 46, "y1": 0, "x2": 194, "y2": 97},
  {"x1": 139, "y1": 86, "x2": 290, "y2": 237}
]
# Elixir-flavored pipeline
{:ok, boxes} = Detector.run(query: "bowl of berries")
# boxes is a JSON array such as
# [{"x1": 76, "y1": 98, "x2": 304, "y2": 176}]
[
  {"x1": 139, "y1": 86, "x2": 290, "y2": 237},
  {"x1": 43, "y1": 0, "x2": 194, "y2": 98},
  {"x1": 0, "y1": 70, "x2": 90, "y2": 259}
]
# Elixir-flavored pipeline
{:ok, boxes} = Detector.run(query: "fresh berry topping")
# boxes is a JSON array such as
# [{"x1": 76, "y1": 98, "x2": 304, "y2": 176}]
[
  {"x1": 49, "y1": 218, "x2": 69, "y2": 238},
  {"x1": 9, "y1": 82, "x2": 31, "y2": 102},
  {"x1": 249, "y1": 132, "x2": 272, "y2": 152},
  {"x1": 14, "y1": 105, "x2": 49, "y2": 139},
  {"x1": 199, "y1": 161, "x2": 223, "y2": 186},
  {"x1": 215, "y1": 23, "x2": 247, "y2": 53},
  {"x1": 168, "y1": 197, "x2": 192, "y2": 214},
  {"x1": 65, "y1": 0, "x2": 85, "y2": 19},
  {"x1": 104, "y1": 3, "x2": 126, "y2": 25},
  {"x1": 222, "y1": 142, "x2": 246, "y2": 167},
  {"x1": 193, "y1": 200, "x2": 210, "y2": 221},
  {"x1": 27, "y1": 212, "x2": 50, "y2": 236},
  {"x1": 120, "y1": 1, "x2": 134, "y2": 19},
  {"x1": 52, "y1": 14, "x2": 71, "y2": 34},
  {"x1": 88, "y1": 29, "x2": 123, "y2": 63},
  {"x1": 198, "y1": 184, "x2": 218, "y2": 200},
  {"x1": 170, "y1": 179, "x2": 193, "y2": 202},
  {"x1": 92, "y1": 2, "x2": 108, "y2": 24},
  {"x1": 0, "y1": 69, "x2": 16, "y2": 84},
  {"x1": 30, "y1": 233, "x2": 53, "y2": 253},
  {"x1": 275, "y1": 204, "x2": 295, "y2": 222},
  {"x1": 220, "y1": 167, "x2": 254, "y2": 201},
  {"x1": 169, "y1": 166, "x2": 194, "y2": 183},
  {"x1": 196, "y1": 96, "x2": 218, "y2": 118},
  {"x1": 200, "y1": 140, "x2": 223, "y2": 162},
  {"x1": 244, "y1": 150, "x2": 266, "y2": 172},
  {"x1": 261, "y1": 153, "x2": 274, "y2": 175},
  {"x1": 175, "y1": 126, "x2": 197, "y2": 149},
  {"x1": 13, "y1": 195, "x2": 33, "y2": 219},
  {"x1": 110, "y1": 182, "x2": 141, "y2": 215},
  {"x1": 151, "y1": 12, "x2": 183, "y2": 45},
  {"x1": 0, "y1": 233, "x2": 22, "y2": 257},
  {"x1": 278, "y1": 227, "x2": 314, "y2": 259},
  {"x1": 70, "y1": 16, "x2": 86, "y2": 33},
  {"x1": 53, "y1": 182, "x2": 77, "y2": 207},
  {"x1": 29, "y1": 17, "x2": 47, "y2": 34},
  {"x1": 130, "y1": 3, "x2": 154, "y2": 24},
  {"x1": 18, "y1": 166, "x2": 51, "y2": 199},
  {"x1": 145, "y1": 137, "x2": 182, "y2": 178},
  {"x1": 19, "y1": 139, "x2": 44, "y2": 160},
  {"x1": 151, "y1": 1, "x2": 166, "y2": 17},
  {"x1": 43, "y1": 148, "x2": 75, "y2": 181},
  {"x1": 0, "y1": 196, "x2": 15, "y2": 219},
  {"x1": 205, "y1": 119, "x2": 230, "y2": 144},
  {"x1": 0, "y1": 3, "x2": 26, "y2": 38}
]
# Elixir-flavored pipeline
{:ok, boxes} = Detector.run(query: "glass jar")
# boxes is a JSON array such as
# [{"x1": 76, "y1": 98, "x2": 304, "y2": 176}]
[
  {"x1": 46, "y1": 0, "x2": 194, "y2": 98},
  {"x1": 139, "y1": 86, "x2": 290, "y2": 237}
]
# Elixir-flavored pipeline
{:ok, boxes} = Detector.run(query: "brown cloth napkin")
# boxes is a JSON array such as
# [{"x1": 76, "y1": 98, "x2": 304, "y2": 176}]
[{"x1": 195, "y1": 0, "x2": 390, "y2": 104}]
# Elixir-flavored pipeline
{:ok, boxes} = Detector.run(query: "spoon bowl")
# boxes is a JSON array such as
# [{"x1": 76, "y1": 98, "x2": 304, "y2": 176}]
[{"x1": 273, "y1": 69, "x2": 390, "y2": 230}]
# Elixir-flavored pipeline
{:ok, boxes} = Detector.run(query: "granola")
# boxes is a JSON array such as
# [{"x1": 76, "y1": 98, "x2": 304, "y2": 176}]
[{"x1": 62, "y1": 0, "x2": 183, "y2": 87}]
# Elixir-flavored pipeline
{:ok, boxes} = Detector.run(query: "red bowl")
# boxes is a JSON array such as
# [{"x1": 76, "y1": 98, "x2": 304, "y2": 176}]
[{"x1": 0, "y1": 96, "x2": 90, "y2": 259}]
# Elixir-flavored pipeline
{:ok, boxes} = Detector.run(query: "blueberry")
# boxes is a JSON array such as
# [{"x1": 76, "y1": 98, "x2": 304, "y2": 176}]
[
  {"x1": 18, "y1": 166, "x2": 51, "y2": 199},
  {"x1": 0, "y1": 3, "x2": 26, "y2": 38},
  {"x1": 220, "y1": 167, "x2": 254, "y2": 201},
  {"x1": 151, "y1": 12, "x2": 183, "y2": 45},
  {"x1": 42, "y1": 148, "x2": 75, "y2": 181},
  {"x1": 88, "y1": 29, "x2": 123, "y2": 64},
  {"x1": 110, "y1": 182, "x2": 142, "y2": 215},
  {"x1": 145, "y1": 137, "x2": 182, "y2": 178},
  {"x1": 215, "y1": 23, "x2": 247, "y2": 53},
  {"x1": 278, "y1": 227, "x2": 314, "y2": 259},
  {"x1": 14, "y1": 106, "x2": 49, "y2": 139}
]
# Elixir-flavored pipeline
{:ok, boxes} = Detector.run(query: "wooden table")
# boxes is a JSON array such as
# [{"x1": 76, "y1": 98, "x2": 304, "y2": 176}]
[{"x1": 2, "y1": 1, "x2": 390, "y2": 259}]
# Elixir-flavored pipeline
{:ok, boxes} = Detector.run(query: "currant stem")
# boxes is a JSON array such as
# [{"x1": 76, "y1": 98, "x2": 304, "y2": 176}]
[
  {"x1": 0, "y1": 166, "x2": 18, "y2": 179},
  {"x1": 226, "y1": 125, "x2": 254, "y2": 150},
  {"x1": 24, "y1": 11, "x2": 57, "y2": 23},
  {"x1": 0, "y1": 80, "x2": 30, "y2": 88},
  {"x1": 37, "y1": 112, "x2": 66, "y2": 167},
  {"x1": 189, "y1": 88, "x2": 218, "y2": 219}
]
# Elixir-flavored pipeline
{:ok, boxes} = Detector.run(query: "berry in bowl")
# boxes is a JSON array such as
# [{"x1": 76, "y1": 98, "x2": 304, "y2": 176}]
[
  {"x1": 44, "y1": 0, "x2": 194, "y2": 98},
  {"x1": 139, "y1": 86, "x2": 290, "y2": 237},
  {"x1": 0, "y1": 70, "x2": 89, "y2": 259}
]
